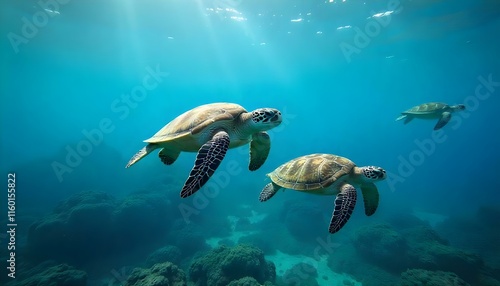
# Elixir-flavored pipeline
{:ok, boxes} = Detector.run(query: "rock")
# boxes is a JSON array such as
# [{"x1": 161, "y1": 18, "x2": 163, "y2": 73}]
[
  {"x1": 352, "y1": 223, "x2": 408, "y2": 271},
  {"x1": 7, "y1": 263, "x2": 87, "y2": 286},
  {"x1": 26, "y1": 190, "x2": 171, "y2": 263},
  {"x1": 400, "y1": 269, "x2": 470, "y2": 286},
  {"x1": 126, "y1": 262, "x2": 187, "y2": 286},
  {"x1": 404, "y1": 226, "x2": 484, "y2": 284},
  {"x1": 189, "y1": 245, "x2": 276, "y2": 286},
  {"x1": 227, "y1": 276, "x2": 261, "y2": 286}
]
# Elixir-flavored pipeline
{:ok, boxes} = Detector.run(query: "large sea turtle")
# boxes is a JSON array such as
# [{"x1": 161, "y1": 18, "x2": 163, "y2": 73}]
[
  {"x1": 126, "y1": 102, "x2": 282, "y2": 198},
  {"x1": 396, "y1": 102, "x2": 465, "y2": 130},
  {"x1": 259, "y1": 154, "x2": 386, "y2": 234}
]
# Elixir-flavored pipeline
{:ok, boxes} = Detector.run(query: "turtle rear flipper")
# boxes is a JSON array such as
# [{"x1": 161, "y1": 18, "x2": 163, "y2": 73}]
[
  {"x1": 396, "y1": 114, "x2": 414, "y2": 124},
  {"x1": 329, "y1": 184, "x2": 357, "y2": 234},
  {"x1": 180, "y1": 131, "x2": 230, "y2": 198},
  {"x1": 434, "y1": 111, "x2": 451, "y2": 130},
  {"x1": 404, "y1": 116, "x2": 414, "y2": 124},
  {"x1": 259, "y1": 182, "x2": 281, "y2": 202},
  {"x1": 395, "y1": 114, "x2": 406, "y2": 121},
  {"x1": 159, "y1": 148, "x2": 180, "y2": 165},
  {"x1": 249, "y1": 131, "x2": 271, "y2": 171},
  {"x1": 126, "y1": 144, "x2": 157, "y2": 168},
  {"x1": 360, "y1": 182, "x2": 379, "y2": 216}
]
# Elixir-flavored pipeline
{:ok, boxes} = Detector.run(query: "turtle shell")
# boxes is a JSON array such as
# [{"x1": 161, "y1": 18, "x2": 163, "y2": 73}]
[
  {"x1": 144, "y1": 103, "x2": 246, "y2": 143},
  {"x1": 268, "y1": 154, "x2": 355, "y2": 191},
  {"x1": 403, "y1": 102, "x2": 449, "y2": 115}
]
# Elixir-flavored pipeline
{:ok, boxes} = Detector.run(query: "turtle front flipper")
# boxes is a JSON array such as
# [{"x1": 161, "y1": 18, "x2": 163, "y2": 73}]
[
  {"x1": 434, "y1": 111, "x2": 451, "y2": 130},
  {"x1": 180, "y1": 131, "x2": 230, "y2": 198},
  {"x1": 329, "y1": 184, "x2": 357, "y2": 234},
  {"x1": 249, "y1": 131, "x2": 271, "y2": 171},
  {"x1": 259, "y1": 182, "x2": 281, "y2": 202},
  {"x1": 126, "y1": 144, "x2": 157, "y2": 168},
  {"x1": 360, "y1": 182, "x2": 379, "y2": 216},
  {"x1": 159, "y1": 148, "x2": 180, "y2": 165}
]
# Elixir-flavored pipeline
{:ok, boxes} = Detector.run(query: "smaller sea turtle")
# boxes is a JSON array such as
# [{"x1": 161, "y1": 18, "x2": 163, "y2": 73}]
[
  {"x1": 396, "y1": 102, "x2": 465, "y2": 130},
  {"x1": 126, "y1": 103, "x2": 282, "y2": 198},
  {"x1": 259, "y1": 154, "x2": 386, "y2": 234}
]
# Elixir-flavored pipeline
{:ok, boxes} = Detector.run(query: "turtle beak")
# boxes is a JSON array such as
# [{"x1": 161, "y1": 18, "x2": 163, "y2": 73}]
[
  {"x1": 270, "y1": 110, "x2": 282, "y2": 124},
  {"x1": 377, "y1": 168, "x2": 387, "y2": 179}
]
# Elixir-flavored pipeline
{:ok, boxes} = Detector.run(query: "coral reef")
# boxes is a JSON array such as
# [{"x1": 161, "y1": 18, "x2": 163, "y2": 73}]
[
  {"x1": 350, "y1": 222, "x2": 490, "y2": 285},
  {"x1": 436, "y1": 205, "x2": 500, "y2": 269},
  {"x1": 146, "y1": 245, "x2": 182, "y2": 267},
  {"x1": 7, "y1": 263, "x2": 87, "y2": 286},
  {"x1": 126, "y1": 262, "x2": 187, "y2": 286},
  {"x1": 400, "y1": 269, "x2": 470, "y2": 286},
  {"x1": 227, "y1": 276, "x2": 273, "y2": 286},
  {"x1": 26, "y1": 190, "x2": 172, "y2": 263},
  {"x1": 403, "y1": 225, "x2": 484, "y2": 284},
  {"x1": 189, "y1": 244, "x2": 276, "y2": 286},
  {"x1": 352, "y1": 223, "x2": 408, "y2": 272},
  {"x1": 26, "y1": 191, "x2": 117, "y2": 262}
]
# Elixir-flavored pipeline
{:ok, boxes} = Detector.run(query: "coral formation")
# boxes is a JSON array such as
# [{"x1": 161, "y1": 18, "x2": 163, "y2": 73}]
[
  {"x1": 227, "y1": 276, "x2": 269, "y2": 286},
  {"x1": 7, "y1": 263, "x2": 87, "y2": 286},
  {"x1": 351, "y1": 222, "x2": 487, "y2": 285},
  {"x1": 400, "y1": 269, "x2": 470, "y2": 286},
  {"x1": 437, "y1": 205, "x2": 500, "y2": 269},
  {"x1": 352, "y1": 223, "x2": 408, "y2": 272},
  {"x1": 126, "y1": 262, "x2": 187, "y2": 286},
  {"x1": 189, "y1": 244, "x2": 276, "y2": 286},
  {"x1": 404, "y1": 225, "x2": 484, "y2": 283},
  {"x1": 26, "y1": 190, "x2": 172, "y2": 263}
]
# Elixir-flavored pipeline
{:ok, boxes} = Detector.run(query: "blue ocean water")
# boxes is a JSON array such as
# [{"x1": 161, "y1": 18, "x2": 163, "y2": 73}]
[{"x1": 1, "y1": 0, "x2": 500, "y2": 285}]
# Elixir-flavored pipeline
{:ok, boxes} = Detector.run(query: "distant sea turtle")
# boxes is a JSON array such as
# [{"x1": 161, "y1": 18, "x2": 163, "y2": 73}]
[
  {"x1": 396, "y1": 102, "x2": 465, "y2": 130},
  {"x1": 259, "y1": 154, "x2": 386, "y2": 234},
  {"x1": 126, "y1": 102, "x2": 282, "y2": 198}
]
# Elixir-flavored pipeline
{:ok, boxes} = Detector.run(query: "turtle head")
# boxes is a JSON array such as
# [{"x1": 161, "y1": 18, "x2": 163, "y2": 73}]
[
  {"x1": 359, "y1": 166, "x2": 386, "y2": 182},
  {"x1": 452, "y1": 104, "x2": 466, "y2": 111},
  {"x1": 250, "y1": 108, "x2": 282, "y2": 130}
]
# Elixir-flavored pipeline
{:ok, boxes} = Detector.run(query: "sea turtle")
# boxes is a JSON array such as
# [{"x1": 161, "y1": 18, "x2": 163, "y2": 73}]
[
  {"x1": 396, "y1": 102, "x2": 465, "y2": 130},
  {"x1": 126, "y1": 102, "x2": 282, "y2": 198},
  {"x1": 259, "y1": 154, "x2": 386, "y2": 234}
]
